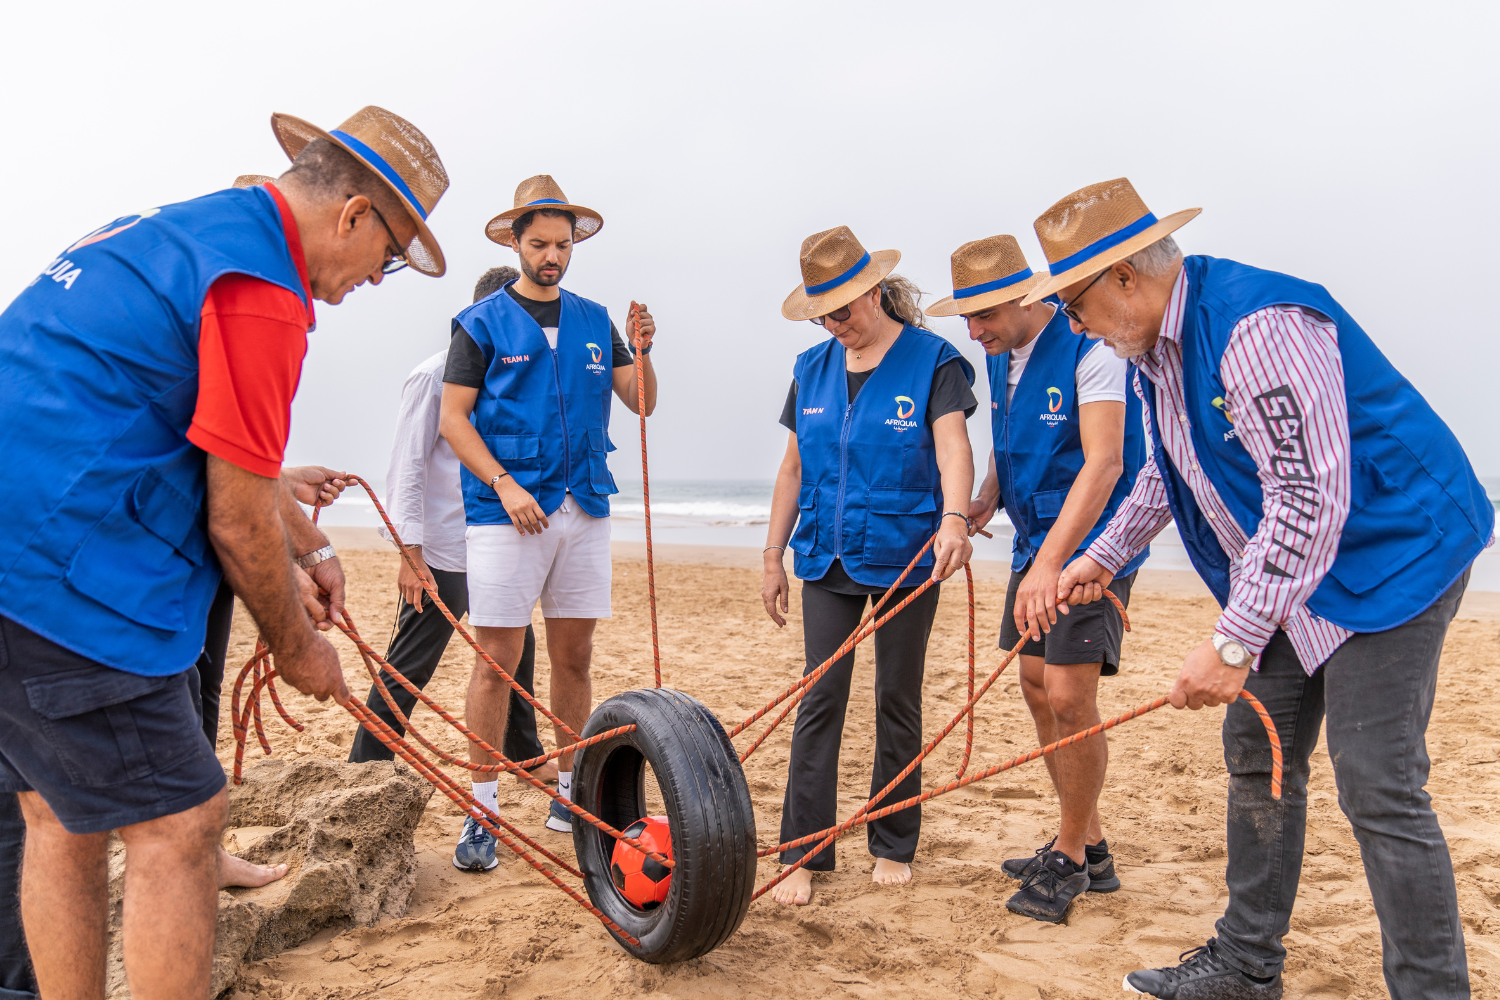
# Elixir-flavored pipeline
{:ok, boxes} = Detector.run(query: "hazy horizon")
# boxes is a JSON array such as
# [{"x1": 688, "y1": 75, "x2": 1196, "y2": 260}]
[{"x1": 3, "y1": 1, "x2": 1495, "y2": 485}]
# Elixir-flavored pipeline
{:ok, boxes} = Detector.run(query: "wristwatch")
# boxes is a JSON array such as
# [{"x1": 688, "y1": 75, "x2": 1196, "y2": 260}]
[
  {"x1": 1212, "y1": 632, "x2": 1252, "y2": 668},
  {"x1": 295, "y1": 544, "x2": 336, "y2": 570}
]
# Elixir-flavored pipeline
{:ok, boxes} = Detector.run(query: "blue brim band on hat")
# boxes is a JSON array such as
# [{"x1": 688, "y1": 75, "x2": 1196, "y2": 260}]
[
  {"x1": 804, "y1": 252, "x2": 871, "y2": 296},
  {"x1": 526, "y1": 199, "x2": 566, "y2": 206},
  {"x1": 954, "y1": 267, "x2": 1034, "y2": 300},
  {"x1": 330, "y1": 130, "x2": 428, "y2": 221},
  {"x1": 1045, "y1": 212, "x2": 1158, "y2": 277}
]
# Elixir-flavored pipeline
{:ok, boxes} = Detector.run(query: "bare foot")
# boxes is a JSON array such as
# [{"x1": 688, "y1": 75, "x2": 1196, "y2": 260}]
[
  {"x1": 872, "y1": 858, "x2": 911, "y2": 886},
  {"x1": 218, "y1": 845, "x2": 288, "y2": 889},
  {"x1": 770, "y1": 866, "x2": 813, "y2": 905},
  {"x1": 517, "y1": 760, "x2": 559, "y2": 786}
]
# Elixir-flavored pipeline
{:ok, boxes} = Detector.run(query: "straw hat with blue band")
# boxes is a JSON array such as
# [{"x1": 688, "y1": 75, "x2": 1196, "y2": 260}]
[
  {"x1": 925, "y1": 235, "x2": 1049, "y2": 317},
  {"x1": 271, "y1": 106, "x2": 450, "y2": 277},
  {"x1": 485, "y1": 175, "x2": 604, "y2": 246},
  {"x1": 233, "y1": 174, "x2": 275, "y2": 190},
  {"x1": 781, "y1": 226, "x2": 901, "y2": 322},
  {"x1": 1020, "y1": 177, "x2": 1200, "y2": 307}
]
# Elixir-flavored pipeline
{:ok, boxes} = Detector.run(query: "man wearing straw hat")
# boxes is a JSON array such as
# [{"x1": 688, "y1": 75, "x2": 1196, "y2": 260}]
[
  {"x1": 0, "y1": 106, "x2": 449, "y2": 998},
  {"x1": 441, "y1": 176, "x2": 658, "y2": 869},
  {"x1": 926, "y1": 235, "x2": 1149, "y2": 923},
  {"x1": 1036, "y1": 179, "x2": 1491, "y2": 998}
]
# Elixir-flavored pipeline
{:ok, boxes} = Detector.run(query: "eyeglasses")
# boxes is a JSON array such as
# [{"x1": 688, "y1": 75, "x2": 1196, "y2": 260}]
[
  {"x1": 1058, "y1": 267, "x2": 1111, "y2": 324},
  {"x1": 366, "y1": 202, "x2": 410, "y2": 274},
  {"x1": 810, "y1": 305, "x2": 852, "y2": 327}
]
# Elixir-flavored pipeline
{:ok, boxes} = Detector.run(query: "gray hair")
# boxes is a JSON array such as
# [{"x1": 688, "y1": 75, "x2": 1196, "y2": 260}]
[
  {"x1": 278, "y1": 138, "x2": 406, "y2": 223},
  {"x1": 1123, "y1": 234, "x2": 1183, "y2": 277},
  {"x1": 879, "y1": 274, "x2": 930, "y2": 330}
]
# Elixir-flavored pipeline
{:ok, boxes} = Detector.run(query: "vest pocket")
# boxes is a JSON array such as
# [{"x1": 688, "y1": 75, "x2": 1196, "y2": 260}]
[
  {"x1": 482, "y1": 434, "x2": 542, "y2": 496},
  {"x1": 862, "y1": 488, "x2": 938, "y2": 567},
  {"x1": 1032, "y1": 488, "x2": 1069, "y2": 524},
  {"x1": 587, "y1": 428, "x2": 618, "y2": 496},
  {"x1": 790, "y1": 484, "x2": 818, "y2": 555},
  {"x1": 1325, "y1": 461, "x2": 1443, "y2": 596},
  {"x1": 64, "y1": 468, "x2": 206, "y2": 632}
]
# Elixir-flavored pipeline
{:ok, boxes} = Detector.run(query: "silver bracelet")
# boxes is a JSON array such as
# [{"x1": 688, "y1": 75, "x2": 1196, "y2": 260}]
[
  {"x1": 295, "y1": 543, "x2": 336, "y2": 570},
  {"x1": 764, "y1": 545, "x2": 785, "y2": 553}
]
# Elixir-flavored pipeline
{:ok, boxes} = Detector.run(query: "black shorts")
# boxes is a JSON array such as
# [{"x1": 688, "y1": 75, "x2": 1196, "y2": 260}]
[
  {"x1": 0, "y1": 613, "x2": 226, "y2": 835},
  {"x1": 999, "y1": 567, "x2": 1137, "y2": 676}
]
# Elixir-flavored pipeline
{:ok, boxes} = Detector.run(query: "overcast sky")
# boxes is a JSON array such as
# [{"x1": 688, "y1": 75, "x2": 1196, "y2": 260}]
[{"x1": 3, "y1": 1, "x2": 1495, "y2": 486}]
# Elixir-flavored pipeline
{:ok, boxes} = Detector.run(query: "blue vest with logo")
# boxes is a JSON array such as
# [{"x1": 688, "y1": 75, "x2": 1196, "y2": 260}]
[
  {"x1": 1147, "y1": 255, "x2": 1492, "y2": 632},
  {"x1": 989, "y1": 307, "x2": 1150, "y2": 575},
  {"x1": 790, "y1": 326, "x2": 975, "y2": 588},
  {"x1": 0, "y1": 187, "x2": 309, "y2": 675},
  {"x1": 455, "y1": 284, "x2": 618, "y2": 524}
]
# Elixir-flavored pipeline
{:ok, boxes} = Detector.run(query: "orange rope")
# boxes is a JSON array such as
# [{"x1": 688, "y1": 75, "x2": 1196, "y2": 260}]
[{"x1": 631, "y1": 303, "x2": 662, "y2": 688}]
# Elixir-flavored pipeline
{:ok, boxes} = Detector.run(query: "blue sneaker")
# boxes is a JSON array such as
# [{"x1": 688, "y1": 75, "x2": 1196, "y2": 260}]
[
  {"x1": 452, "y1": 815, "x2": 499, "y2": 872},
  {"x1": 545, "y1": 799, "x2": 573, "y2": 833}
]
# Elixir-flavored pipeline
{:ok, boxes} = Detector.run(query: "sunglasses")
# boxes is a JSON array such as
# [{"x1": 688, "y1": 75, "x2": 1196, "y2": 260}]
[
  {"x1": 1058, "y1": 267, "x2": 1111, "y2": 324},
  {"x1": 366, "y1": 202, "x2": 410, "y2": 274},
  {"x1": 809, "y1": 305, "x2": 851, "y2": 327}
]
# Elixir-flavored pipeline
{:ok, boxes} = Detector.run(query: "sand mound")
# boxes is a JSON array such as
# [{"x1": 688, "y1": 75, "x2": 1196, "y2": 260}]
[{"x1": 214, "y1": 550, "x2": 1500, "y2": 999}]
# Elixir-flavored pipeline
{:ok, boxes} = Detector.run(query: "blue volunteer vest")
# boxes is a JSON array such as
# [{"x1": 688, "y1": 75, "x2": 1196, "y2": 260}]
[
  {"x1": 990, "y1": 306, "x2": 1149, "y2": 575},
  {"x1": 455, "y1": 284, "x2": 618, "y2": 524},
  {"x1": 790, "y1": 326, "x2": 975, "y2": 588},
  {"x1": 1146, "y1": 255, "x2": 1492, "y2": 633},
  {"x1": 0, "y1": 186, "x2": 309, "y2": 675}
]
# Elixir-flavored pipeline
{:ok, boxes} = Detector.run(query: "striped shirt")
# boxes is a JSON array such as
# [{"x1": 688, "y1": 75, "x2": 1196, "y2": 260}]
[{"x1": 1086, "y1": 267, "x2": 1354, "y2": 672}]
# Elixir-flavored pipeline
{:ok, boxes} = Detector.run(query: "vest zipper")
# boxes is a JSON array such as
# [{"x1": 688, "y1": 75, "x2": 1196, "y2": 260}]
[
  {"x1": 551, "y1": 346, "x2": 572, "y2": 493},
  {"x1": 833, "y1": 401, "x2": 854, "y2": 560}
]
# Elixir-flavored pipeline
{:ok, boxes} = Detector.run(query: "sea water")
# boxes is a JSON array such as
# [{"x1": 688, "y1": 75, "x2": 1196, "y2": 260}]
[{"x1": 313, "y1": 477, "x2": 1500, "y2": 591}]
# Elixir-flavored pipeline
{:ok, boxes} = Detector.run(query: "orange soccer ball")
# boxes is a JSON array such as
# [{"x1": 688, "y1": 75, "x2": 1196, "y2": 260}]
[{"x1": 610, "y1": 816, "x2": 672, "y2": 910}]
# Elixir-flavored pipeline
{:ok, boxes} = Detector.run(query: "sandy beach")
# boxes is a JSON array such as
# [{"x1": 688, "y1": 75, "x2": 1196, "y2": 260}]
[{"x1": 217, "y1": 540, "x2": 1500, "y2": 1000}]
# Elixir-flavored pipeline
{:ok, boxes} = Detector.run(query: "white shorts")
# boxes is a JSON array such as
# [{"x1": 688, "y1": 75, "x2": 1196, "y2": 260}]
[{"x1": 465, "y1": 496, "x2": 612, "y2": 627}]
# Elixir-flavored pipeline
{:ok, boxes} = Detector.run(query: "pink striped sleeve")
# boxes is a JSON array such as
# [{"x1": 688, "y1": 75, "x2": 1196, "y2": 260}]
[
  {"x1": 1216, "y1": 307, "x2": 1351, "y2": 654},
  {"x1": 1086, "y1": 371, "x2": 1174, "y2": 573}
]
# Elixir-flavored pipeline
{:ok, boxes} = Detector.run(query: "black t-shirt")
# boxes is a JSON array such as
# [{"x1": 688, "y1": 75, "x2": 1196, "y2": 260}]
[
  {"x1": 778, "y1": 357, "x2": 977, "y2": 433},
  {"x1": 779, "y1": 356, "x2": 976, "y2": 595},
  {"x1": 444, "y1": 284, "x2": 633, "y2": 387}
]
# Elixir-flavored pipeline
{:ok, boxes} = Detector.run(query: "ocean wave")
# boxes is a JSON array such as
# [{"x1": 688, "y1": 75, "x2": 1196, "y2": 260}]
[{"x1": 611, "y1": 501, "x2": 770, "y2": 523}]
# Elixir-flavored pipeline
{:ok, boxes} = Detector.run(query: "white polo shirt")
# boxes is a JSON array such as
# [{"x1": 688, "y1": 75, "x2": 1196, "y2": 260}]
[{"x1": 378, "y1": 350, "x2": 467, "y2": 573}]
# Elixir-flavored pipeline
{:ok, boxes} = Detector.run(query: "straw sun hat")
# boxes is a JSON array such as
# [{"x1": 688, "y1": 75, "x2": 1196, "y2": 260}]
[
  {"x1": 1021, "y1": 178, "x2": 1199, "y2": 306},
  {"x1": 233, "y1": 174, "x2": 275, "y2": 189},
  {"x1": 485, "y1": 175, "x2": 604, "y2": 246},
  {"x1": 781, "y1": 226, "x2": 901, "y2": 322},
  {"x1": 925, "y1": 235, "x2": 1048, "y2": 317},
  {"x1": 271, "y1": 106, "x2": 450, "y2": 276}
]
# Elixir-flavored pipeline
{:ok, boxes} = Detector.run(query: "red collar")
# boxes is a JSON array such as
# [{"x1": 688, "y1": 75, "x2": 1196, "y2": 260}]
[{"x1": 264, "y1": 182, "x2": 316, "y2": 330}]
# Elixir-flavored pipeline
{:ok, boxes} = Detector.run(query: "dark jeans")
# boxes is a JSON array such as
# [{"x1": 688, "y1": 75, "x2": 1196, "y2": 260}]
[
  {"x1": 187, "y1": 580, "x2": 236, "y2": 747},
  {"x1": 348, "y1": 568, "x2": 545, "y2": 765},
  {"x1": 779, "y1": 580, "x2": 941, "y2": 871},
  {"x1": 1215, "y1": 570, "x2": 1470, "y2": 998},
  {"x1": 0, "y1": 796, "x2": 35, "y2": 999}
]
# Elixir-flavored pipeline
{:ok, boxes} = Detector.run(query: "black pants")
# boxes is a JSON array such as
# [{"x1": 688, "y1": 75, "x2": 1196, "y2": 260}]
[
  {"x1": 0, "y1": 796, "x2": 34, "y2": 1000},
  {"x1": 187, "y1": 580, "x2": 236, "y2": 748},
  {"x1": 1215, "y1": 571, "x2": 1470, "y2": 998},
  {"x1": 779, "y1": 580, "x2": 941, "y2": 871},
  {"x1": 348, "y1": 568, "x2": 545, "y2": 766}
]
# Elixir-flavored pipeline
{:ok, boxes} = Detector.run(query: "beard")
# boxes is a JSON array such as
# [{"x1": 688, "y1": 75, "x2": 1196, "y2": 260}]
[
  {"x1": 520, "y1": 255, "x2": 567, "y2": 287},
  {"x1": 1092, "y1": 298, "x2": 1155, "y2": 359}
]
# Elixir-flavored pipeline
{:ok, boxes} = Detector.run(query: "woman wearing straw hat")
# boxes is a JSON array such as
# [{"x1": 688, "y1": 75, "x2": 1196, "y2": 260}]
[
  {"x1": 926, "y1": 234, "x2": 1149, "y2": 923},
  {"x1": 0, "y1": 105, "x2": 450, "y2": 999},
  {"x1": 1036, "y1": 178, "x2": 1490, "y2": 998},
  {"x1": 761, "y1": 226, "x2": 976, "y2": 905}
]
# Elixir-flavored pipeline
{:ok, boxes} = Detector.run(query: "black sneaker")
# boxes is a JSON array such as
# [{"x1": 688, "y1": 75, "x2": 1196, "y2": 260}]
[
  {"x1": 1004, "y1": 850, "x2": 1090, "y2": 923},
  {"x1": 1124, "y1": 940, "x2": 1282, "y2": 998},
  {"x1": 1001, "y1": 837, "x2": 1056, "y2": 880},
  {"x1": 1003, "y1": 837, "x2": 1121, "y2": 893}
]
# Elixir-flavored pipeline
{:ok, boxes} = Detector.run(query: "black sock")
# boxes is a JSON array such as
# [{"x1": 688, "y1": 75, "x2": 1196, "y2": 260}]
[{"x1": 1085, "y1": 839, "x2": 1109, "y2": 863}]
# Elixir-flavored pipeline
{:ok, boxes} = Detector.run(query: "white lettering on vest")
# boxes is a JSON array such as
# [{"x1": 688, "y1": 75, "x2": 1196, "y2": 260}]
[
  {"x1": 884, "y1": 417, "x2": 920, "y2": 432},
  {"x1": 55, "y1": 268, "x2": 82, "y2": 289},
  {"x1": 802, "y1": 407, "x2": 825, "y2": 415}
]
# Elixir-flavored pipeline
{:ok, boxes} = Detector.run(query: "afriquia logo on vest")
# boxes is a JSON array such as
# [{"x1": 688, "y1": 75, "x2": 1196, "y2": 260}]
[
  {"x1": 27, "y1": 209, "x2": 160, "y2": 291},
  {"x1": 1040, "y1": 386, "x2": 1068, "y2": 426},
  {"x1": 1212, "y1": 396, "x2": 1239, "y2": 442},
  {"x1": 584, "y1": 342, "x2": 607, "y2": 372},
  {"x1": 886, "y1": 395, "x2": 919, "y2": 433}
]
